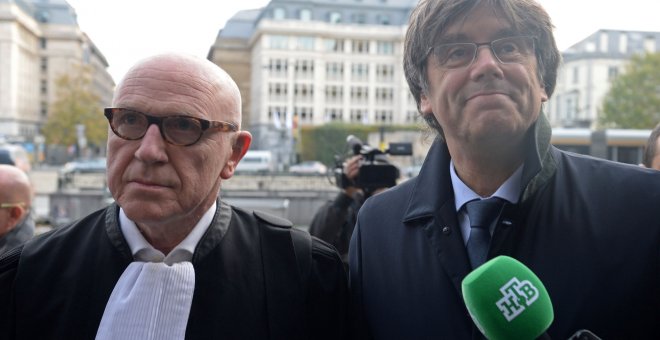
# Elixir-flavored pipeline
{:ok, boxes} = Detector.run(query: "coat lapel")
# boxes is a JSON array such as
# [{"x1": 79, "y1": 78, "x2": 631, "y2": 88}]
[{"x1": 403, "y1": 139, "x2": 472, "y2": 295}]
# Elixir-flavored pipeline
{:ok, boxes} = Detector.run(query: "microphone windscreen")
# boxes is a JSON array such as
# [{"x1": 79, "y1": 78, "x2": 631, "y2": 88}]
[{"x1": 461, "y1": 256, "x2": 554, "y2": 340}]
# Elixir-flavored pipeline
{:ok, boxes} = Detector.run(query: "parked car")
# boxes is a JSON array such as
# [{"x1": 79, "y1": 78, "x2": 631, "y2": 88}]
[
  {"x1": 235, "y1": 150, "x2": 275, "y2": 174},
  {"x1": 60, "y1": 158, "x2": 107, "y2": 176},
  {"x1": 289, "y1": 161, "x2": 328, "y2": 175}
]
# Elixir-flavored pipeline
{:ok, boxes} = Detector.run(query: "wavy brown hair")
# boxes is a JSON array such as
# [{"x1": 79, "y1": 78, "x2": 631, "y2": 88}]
[{"x1": 403, "y1": 0, "x2": 561, "y2": 134}]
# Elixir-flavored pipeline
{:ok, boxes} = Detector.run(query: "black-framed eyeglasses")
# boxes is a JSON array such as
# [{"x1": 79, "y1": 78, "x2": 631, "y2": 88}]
[
  {"x1": 427, "y1": 36, "x2": 536, "y2": 69},
  {"x1": 104, "y1": 108, "x2": 238, "y2": 146}
]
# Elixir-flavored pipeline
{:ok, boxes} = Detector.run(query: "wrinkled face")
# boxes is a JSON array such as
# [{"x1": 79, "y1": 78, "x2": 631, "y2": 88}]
[
  {"x1": 106, "y1": 59, "x2": 246, "y2": 227},
  {"x1": 420, "y1": 3, "x2": 548, "y2": 148}
]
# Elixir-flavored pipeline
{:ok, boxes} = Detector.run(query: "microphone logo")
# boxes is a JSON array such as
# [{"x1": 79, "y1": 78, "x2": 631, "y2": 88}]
[{"x1": 495, "y1": 277, "x2": 539, "y2": 321}]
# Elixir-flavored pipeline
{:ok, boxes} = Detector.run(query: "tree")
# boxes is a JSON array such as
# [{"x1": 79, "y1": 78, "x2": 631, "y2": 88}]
[
  {"x1": 599, "y1": 52, "x2": 660, "y2": 129},
  {"x1": 42, "y1": 64, "x2": 107, "y2": 150}
]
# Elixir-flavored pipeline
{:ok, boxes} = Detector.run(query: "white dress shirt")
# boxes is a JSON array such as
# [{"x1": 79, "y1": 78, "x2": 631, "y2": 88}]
[{"x1": 95, "y1": 202, "x2": 216, "y2": 340}]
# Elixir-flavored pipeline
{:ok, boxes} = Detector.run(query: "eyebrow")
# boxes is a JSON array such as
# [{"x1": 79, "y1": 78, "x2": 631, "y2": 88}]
[{"x1": 436, "y1": 28, "x2": 520, "y2": 45}]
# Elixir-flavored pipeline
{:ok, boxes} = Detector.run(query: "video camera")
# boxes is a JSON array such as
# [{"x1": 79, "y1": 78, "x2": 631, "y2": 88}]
[{"x1": 335, "y1": 135, "x2": 412, "y2": 195}]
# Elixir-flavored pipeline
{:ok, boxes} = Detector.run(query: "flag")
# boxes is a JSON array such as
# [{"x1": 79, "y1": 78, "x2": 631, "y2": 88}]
[{"x1": 273, "y1": 111, "x2": 282, "y2": 129}]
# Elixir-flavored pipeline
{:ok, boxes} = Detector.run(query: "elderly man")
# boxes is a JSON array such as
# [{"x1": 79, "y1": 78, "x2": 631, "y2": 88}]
[
  {"x1": 0, "y1": 54, "x2": 347, "y2": 339},
  {"x1": 0, "y1": 164, "x2": 34, "y2": 255},
  {"x1": 349, "y1": 0, "x2": 660, "y2": 339}
]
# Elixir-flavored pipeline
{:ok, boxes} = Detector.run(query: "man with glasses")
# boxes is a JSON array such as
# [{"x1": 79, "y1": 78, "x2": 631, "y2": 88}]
[
  {"x1": 0, "y1": 164, "x2": 33, "y2": 256},
  {"x1": 0, "y1": 54, "x2": 348, "y2": 339},
  {"x1": 349, "y1": 0, "x2": 659, "y2": 338}
]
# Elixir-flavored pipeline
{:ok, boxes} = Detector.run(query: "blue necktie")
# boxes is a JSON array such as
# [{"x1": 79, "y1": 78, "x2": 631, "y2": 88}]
[{"x1": 465, "y1": 198, "x2": 504, "y2": 269}]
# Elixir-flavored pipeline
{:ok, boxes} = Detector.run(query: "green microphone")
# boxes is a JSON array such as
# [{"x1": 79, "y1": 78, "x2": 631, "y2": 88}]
[{"x1": 462, "y1": 256, "x2": 554, "y2": 340}]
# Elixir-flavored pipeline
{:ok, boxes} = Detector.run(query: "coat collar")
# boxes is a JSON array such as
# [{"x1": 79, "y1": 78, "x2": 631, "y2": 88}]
[{"x1": 402, "y1": 113, "x2": 556, "y2": 223}]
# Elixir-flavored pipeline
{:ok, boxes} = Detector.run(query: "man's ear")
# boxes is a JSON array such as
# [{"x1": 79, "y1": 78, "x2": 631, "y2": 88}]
[
  {"x1": 420, "y1": 93, "x2": 433, "y2": 115},
  {"x1": 6, "y1": 205, "x2": 26, "y2": 231},
  {"x1": 220, "y1": 131, "x2": 252, "y2": 180}
]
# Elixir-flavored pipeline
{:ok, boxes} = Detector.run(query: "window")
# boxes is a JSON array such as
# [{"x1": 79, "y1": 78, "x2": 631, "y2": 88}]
[
  {"x1": 352, "y1": 40, "x2": 370, "y2": 54},
  {"x1": 350, "y1": 109, "x2": 368, "y2": 123},
  {"x1": 325, "y1": 86, "x2": 343, "y2": 103},
  {"x1": 267, "y1": 59, "x2": 288, "y2": 77},
  {"x1": 295, "y1": 60, "x2": 314, "y2": 78},
  {"x1": 294, "y1": 84, "x2": 314, "y2": 103},
  {"x1": 608, "y1": 66, "x2": 619, "y2": 81},
  {"x1": 572, "y1": 67, "x2": 579, "y2": 84},
  {"x1": 350, "y1": 86, "x2": 369, "y2": 103},
  {"x1": 376, "y1": 14, "x2": 390, "y2": 25},
  {"x1": 351, "y1": 63, "x2": 369, "y2": 81},
  {"x1": 294, "y1": 106, "x2": 314, "y2": 123},
  {"x1": 352, "y1": 13, "x2": 366, "y2": 24},
  {"x1": 406, "y1": 110, "x2": 420, "y2": 123},
  {"x1": 376, "y1": 64, "x2": 394, "y2": 82},
  {"x1": 273, "y1": 7, "x2": 286, "y2": 20},
  {"x1": 374, "y1": 110, "x2": 393, "y2": 123},
  {"x1": 269, "y1": 35, "x2": 289, "y2": 49},
  {"x1": 324, "y1": 38, "x2": 344, "y2": 52},
  {"x1": 326, "y1": 62, "x2": 344, "y2": 80},
  {"x1": 40, "y1": 58, "x2": 48, "y2": 72},
  {"x1": 299, "y1": 9, "x2": 312, "y2": 21},
  {"x1": 375, "y1": 88, "x2": 394, "y2": 104},
  {"x1": 268, "y1": 83, "x2": 288, "y2": 101},
  {"x1": 325, "y1": 108, "x2": 343, "y2": 122},
  {"x1": 376, "y1": 41, "x2": 394, "y2": 55},
  {"x1": 40, "y1": 80, "x2": 47, "y2": 95},
  {"x1": 329, "y1": 11, "x2": 341, "y2": 24},
  {"x1": 40, "y1": 101, "x2": 48, "y2": 118},
  {"x1": 296, "y1": 36, "x2": 315, "y2": 51},
  {"x1": 40, "y1": 38, "x2": 47, "y2": 49}
]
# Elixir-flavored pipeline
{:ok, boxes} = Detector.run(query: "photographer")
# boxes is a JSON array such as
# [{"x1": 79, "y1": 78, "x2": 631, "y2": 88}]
[{"x1": 309, "y1": 153, "x2": 396, "y2": 269}]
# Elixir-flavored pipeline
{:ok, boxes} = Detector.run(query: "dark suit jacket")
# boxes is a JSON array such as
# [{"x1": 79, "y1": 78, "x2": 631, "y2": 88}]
[
  {"x1": 349, "y1": 115, "x2": 660, "y2": 339},
  {"x1": 0, "y1": 199, "x2": 348, "y2": 339}
]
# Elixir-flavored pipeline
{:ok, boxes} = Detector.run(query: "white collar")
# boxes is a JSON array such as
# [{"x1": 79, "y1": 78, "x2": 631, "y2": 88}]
[
  {"x1": 119, "y1": 202, "x2": 216, "y2": 265},
  {"x1": 450, "y1": 160, "x2": 522, "y2": 212}
]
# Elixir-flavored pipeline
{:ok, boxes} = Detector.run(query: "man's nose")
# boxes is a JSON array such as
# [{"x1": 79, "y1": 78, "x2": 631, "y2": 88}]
[
  {"x1": 134, "y1": 124, "x2": 168, "y2": 163},
  {"x1": 469, "y1": 45, "x2": 504, "y2": 79}
]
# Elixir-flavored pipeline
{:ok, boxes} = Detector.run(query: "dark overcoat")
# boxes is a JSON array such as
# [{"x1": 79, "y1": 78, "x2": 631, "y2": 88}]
[
  {"x1": 0, "y1": 199, "x2": 348, "y2": 339},
  {"x1": 349, "y1": 115, "x2": 660, "y2": 339}
]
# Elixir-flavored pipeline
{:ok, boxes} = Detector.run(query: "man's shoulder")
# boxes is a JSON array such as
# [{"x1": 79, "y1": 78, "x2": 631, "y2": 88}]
[
  {"x1": 0, "y1": 244, "x2": 22, "y2": 274},
  {"x1": 555, "y1": 148, "x2": 660, "y2": 184}
]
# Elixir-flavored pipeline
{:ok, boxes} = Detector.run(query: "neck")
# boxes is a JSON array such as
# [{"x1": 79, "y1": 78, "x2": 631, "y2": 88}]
[
  {"x1": 448, "y1": 139, "x2": 525, "y2": 197},
  {"x1": 137, "y1": 222, "x2": 196, "y2": 255}
]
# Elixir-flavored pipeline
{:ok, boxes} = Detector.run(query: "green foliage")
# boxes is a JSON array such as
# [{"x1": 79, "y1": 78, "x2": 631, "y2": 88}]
[
  {"x1": 599, "y1": 52, "x2": 660, "y2": 129},
  {"x1": 299, "y1": 123, "x2": 418, "y2": 166},
  {"x1": 42, "y1": 65, "x2": 107, "y2": 147}
]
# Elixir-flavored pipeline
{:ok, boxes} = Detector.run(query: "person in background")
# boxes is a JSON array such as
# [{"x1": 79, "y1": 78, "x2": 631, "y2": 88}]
[
  {"x1": 0, "y1": 53, "x2": 348, "y2": 340},
  {"x1": 349, "y1": 0, "x2": 659, "y2": 339},
  {"x1": 641, "y1": 122, "x2": 660, "y2": 170},
  {"x1": 309, "y1": 155, "x2": 364, "y2": 267},
  {"x1": 0, "y1": 164, "x2": 34, "y2": 256}
]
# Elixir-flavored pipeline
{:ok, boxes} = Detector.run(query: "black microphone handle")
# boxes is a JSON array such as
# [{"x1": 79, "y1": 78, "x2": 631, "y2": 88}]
[
  {"x1": 536, "y1": 332, "x2": 552, "y2": 340},
  {"x1": 567, "y1": 329, "x2": 602, "y2": 340}
]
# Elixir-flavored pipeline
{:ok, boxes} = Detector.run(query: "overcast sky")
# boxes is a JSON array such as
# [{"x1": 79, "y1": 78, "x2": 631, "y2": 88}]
[{"x1": 65, "y1": 0, "x2": 660, "y2": 83}]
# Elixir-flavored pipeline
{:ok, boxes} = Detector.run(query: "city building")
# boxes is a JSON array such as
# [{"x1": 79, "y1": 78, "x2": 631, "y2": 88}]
[
  {"x1": 208, "y1": 0, "x2": 419, "y2": 166},
  {"x1": 0, "y1": 0, "x2": 114, "y2": 146},
  {"x1": 547, "y1": 29, "x2": 660, "y2": 128}
]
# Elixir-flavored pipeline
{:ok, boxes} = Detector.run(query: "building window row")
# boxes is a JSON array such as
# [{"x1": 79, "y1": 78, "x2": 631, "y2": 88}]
[
  {"x1": 325, "y1": 86, "x2": 344, "y2": 103},
  {"x1": 350, "y1": 86, "x2": 368, "y2": 104},
  {"x1": 325, "y1": 108, "x2": 343, "y2": 122},
  {"x1": 268, "y1": 35, "x2": 394, "y2": 55},
  {"x1": 374, "y1": 110, "x2": 394, "y2": 123},
  {"x1": 271, "y1": 7, "x2": 392, "y2": 25}
]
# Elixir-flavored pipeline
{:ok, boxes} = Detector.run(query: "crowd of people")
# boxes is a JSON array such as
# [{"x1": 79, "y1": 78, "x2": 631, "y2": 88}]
[{"x1": 1, "y1": 0, "x2": 659, "y2": 339}]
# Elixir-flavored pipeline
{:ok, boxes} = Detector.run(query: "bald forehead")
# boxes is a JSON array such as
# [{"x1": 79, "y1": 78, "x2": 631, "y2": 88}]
[
  {"x1": 0, "y1": 165, "x2": 31, "y2": 199},
  {"x1": 113, "y1": 54, "x2": 241, "y2": 123}
]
